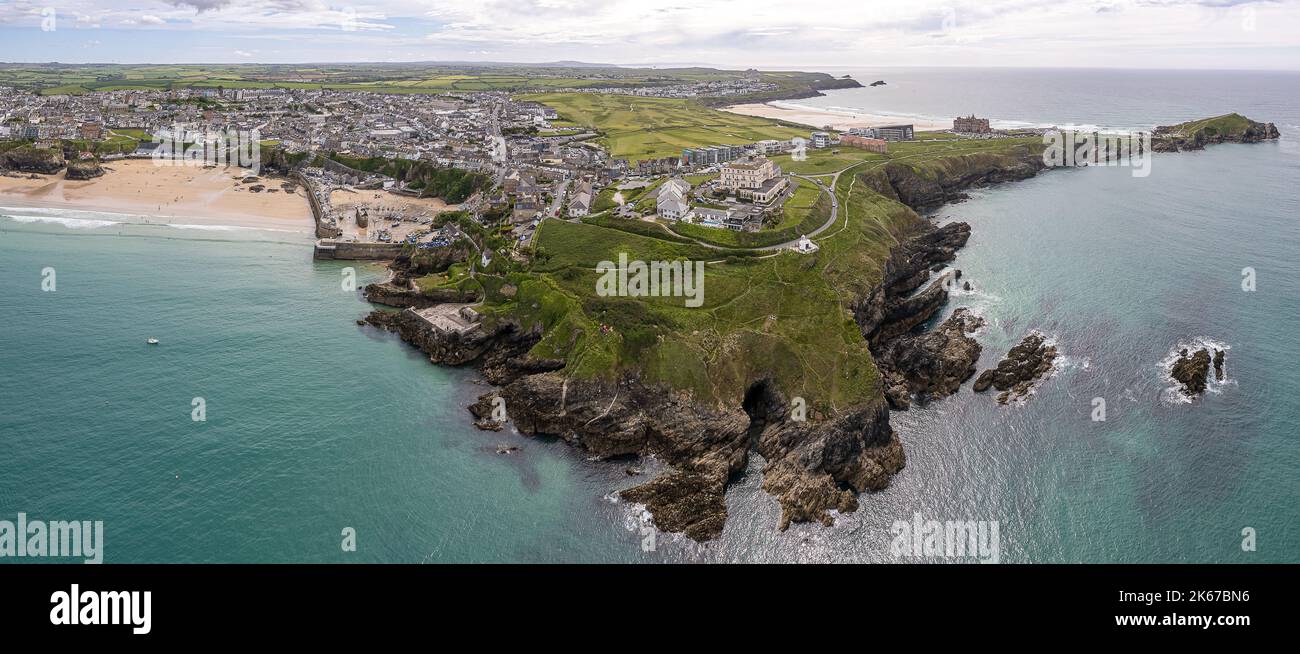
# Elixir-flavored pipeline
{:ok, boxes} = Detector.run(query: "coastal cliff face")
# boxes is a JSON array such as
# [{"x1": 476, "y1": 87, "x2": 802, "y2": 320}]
[
  {"x1": 699, "y1": 75, "x2": 863, "y2": 107},
  {"x1": 854, "y1": 221, "x2": 971, "y2": 348},
  {"x1": 1, "y1": 146, "x2": 66, "y2": 175},
  {"x1": 849, "y1": 147, "x2": 1054, "y2": 412},
  {"x1": 877, "y1": 308, "x2": 984, "y2": 410},
  {"x1": 859, "y1": 150, "x2": 1048, "y2": 210},
  {"x1": 473, "y1": 371, "x2": 900, "y2": 541},
  {"x1": 364, "y1": 281, "x2": 478, "y2": 308},
  {"x1": 364, "y1": 309, "x2": 547, "y2": 381}
]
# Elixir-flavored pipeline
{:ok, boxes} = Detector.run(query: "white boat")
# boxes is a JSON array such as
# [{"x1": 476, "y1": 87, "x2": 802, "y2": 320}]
[{"x1": 146, "y1": 338, "x2": 159, "y2": 345}]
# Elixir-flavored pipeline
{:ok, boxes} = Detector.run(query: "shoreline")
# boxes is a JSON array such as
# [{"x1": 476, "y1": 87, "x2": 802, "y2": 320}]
[
  {"x1": 723, "y1": 101, "x2": 953, "y2": 131},
  {"x1": 0, "y1": 159, "x2": 315, "y2": 235}
]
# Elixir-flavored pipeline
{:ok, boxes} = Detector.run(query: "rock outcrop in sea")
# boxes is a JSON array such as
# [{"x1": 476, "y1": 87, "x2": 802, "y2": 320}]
[
  {"x1": 1169, "y1": 347, "x2": 1224, "y2": 396},
  {"x1": 973, "y1": 332, "x2": 1059, "y2": 404}
]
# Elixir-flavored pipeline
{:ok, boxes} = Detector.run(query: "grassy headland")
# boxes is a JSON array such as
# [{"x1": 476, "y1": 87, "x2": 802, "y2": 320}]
[{"x1": 452, "y1": 134, "x2": 1050, "y2": 416}]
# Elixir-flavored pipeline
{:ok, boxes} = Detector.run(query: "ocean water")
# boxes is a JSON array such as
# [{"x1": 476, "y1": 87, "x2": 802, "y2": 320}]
[
  {"x1": 2, "y1": 68, "x2": 1298, "y2": 563},
  {"x1": 0, "y1": 215, "x2": 647, "y2": 562},
  {"x1": 801, "y1": 67, "x2": 1300, "y2": 133}
]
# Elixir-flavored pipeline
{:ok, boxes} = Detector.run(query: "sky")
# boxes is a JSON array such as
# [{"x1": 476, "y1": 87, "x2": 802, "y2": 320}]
[{"x1": 0, "y1": 0, "x2": 1297, "y2": 70}]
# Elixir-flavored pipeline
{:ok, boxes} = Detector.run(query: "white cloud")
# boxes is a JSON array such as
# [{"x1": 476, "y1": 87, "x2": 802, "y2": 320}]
[{"x1": 0, "y1": 0, "x2": 1295, "y2": 68}]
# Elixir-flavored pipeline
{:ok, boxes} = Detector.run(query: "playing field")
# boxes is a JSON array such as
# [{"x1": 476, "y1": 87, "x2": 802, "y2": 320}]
[{"x1": 518, "y1": 92, "x2": 809, "y2": 162}]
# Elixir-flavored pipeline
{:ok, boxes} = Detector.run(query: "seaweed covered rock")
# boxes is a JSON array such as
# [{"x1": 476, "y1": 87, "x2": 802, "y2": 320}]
[{"x1": 1170, "y1": 348, "x2": 1212, "y2": 396}]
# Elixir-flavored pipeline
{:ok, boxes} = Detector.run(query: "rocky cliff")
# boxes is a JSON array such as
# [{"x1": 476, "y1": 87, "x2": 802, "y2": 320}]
[
  {"x1": 877, "y1": 307, "x2": 984, "y2": 410},
  {"x1": 65, "y1": 160, "x2": 105, "y2": 180},
  {"x1": 857, "y1": 149, "x2": 1047, "y2": 210},
  {"x1": 1, "y1": 146, "x2": 66, "y2": 175},
  {"x1": 464, "y1": 370, "x2": 901, "y2": 541},
  {"x1": 363, "y1": 280, "x2": 478, "y2": 309},
  {"x1": 854, "y1": 221, "x2": 971, "y2": 348},
  {"x1": 1153, "y1": 113, "x2": 1280, "y2": 152}
]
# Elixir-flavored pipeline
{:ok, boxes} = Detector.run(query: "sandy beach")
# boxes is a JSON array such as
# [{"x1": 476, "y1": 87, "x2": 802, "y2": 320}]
[
  {"x1": 0, "y1": 159, "x2": 314, "y2": 234},
  {"x1": 724, "y1": 102, "x2": 952, "y2": 132}
]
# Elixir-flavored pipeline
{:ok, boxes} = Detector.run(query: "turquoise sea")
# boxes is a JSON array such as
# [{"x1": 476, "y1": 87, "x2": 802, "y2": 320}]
[{"x1": 2, "y1": 68, "x2": 1298, "y2": 562}]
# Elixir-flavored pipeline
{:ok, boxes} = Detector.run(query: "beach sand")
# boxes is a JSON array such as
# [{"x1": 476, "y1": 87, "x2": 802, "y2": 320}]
[
  {"x1": 723, "y1": 103, "x2": 952, "y2": 132},
  {"x1": 0, "y1": 159, "x2": 314, "y2": 234}
]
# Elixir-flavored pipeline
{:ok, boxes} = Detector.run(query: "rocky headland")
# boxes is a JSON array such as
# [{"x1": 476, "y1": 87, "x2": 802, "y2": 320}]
[
  {"x1": 1153, "y1": 113, "x2": 1281, "y2": 152},
  {"x1": 0, "y1": 146, "x2": 66, "y2": 175},
  {"x1": 361, "y1": 146, "x2": 1048, "y2": 539},
  {"x1": 356, "y1": 115, "x2": 1275, "y2": 542}
]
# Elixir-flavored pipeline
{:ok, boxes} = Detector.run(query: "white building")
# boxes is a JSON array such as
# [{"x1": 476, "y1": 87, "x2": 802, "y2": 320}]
[
  {"x1": 811, "y1": 131, "x2": 831, "y2": 148},
  {"x1": 719, "y1": 156, "x2": 779, "y2": 191},
  {"x1": 657, "y1": 185, "x2": 690, "y2": 220},
  {"x1": 793, "y1": 234, "x2": 820, "y2": 254}
]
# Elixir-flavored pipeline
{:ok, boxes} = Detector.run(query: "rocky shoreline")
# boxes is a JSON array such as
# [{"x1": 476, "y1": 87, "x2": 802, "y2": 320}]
[{"x1": 1153, "y1": 115, "x2": 1280, "y2": 152}]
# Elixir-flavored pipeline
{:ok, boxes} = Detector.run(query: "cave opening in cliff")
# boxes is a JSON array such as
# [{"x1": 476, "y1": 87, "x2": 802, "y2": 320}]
[{"x1": 741, "y1": 379, "x2": 777, "y2": 449}]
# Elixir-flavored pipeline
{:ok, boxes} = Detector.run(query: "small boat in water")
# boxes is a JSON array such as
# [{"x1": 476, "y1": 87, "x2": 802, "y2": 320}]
[{"x1": 146, "y1": 338, "x2": 159, "y2": 345}]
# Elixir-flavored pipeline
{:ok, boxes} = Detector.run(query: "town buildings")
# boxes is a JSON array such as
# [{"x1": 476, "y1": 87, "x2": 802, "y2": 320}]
[
  {"x1": 681, "y1": 143, "x2": 748, "y2": 167},
  {"x1": 848, "y1": 125, "x2": 915, "y2": 141}
]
